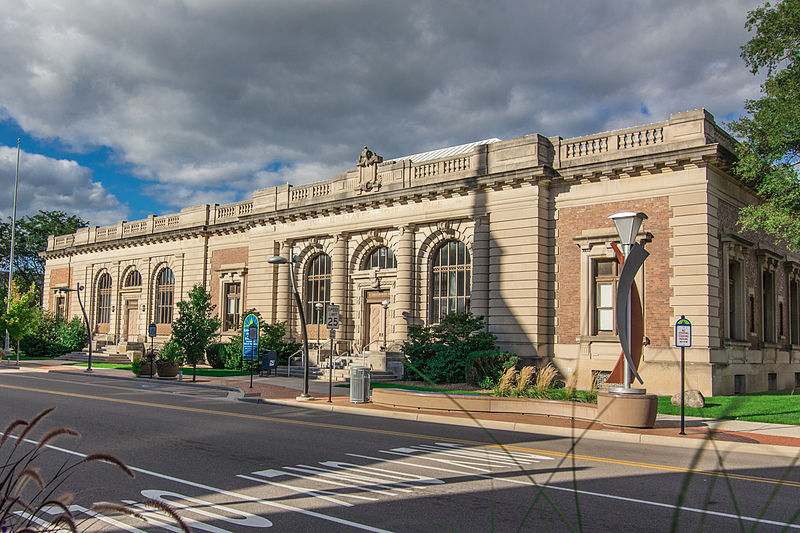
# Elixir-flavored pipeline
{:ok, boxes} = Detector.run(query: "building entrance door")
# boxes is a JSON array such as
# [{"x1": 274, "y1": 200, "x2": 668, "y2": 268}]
[
  {"x1": 363, "y1": 290, "x2": 390, "y2": 350},
  {"x1": 126, "y1": 300, "x2": 138, "y2": 340}
]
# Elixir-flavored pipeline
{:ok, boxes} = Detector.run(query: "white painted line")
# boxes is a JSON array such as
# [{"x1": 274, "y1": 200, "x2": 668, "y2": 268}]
[
  {"x1": 284, "y1": 465, "x2": 402, "y2": 496},
  {"x1": 3, "y1": 433, "x2": 395, "y2": 533},
  {"x1": 435, "y1": 442, "x2": 553, "y2": 462},
  {"x1": 318, "y1": 461, "x2": 443, "y2": 485},
  {"x1": 248, "y1": 468, "x2": 379, "y2": 500},
  {"x1": 314, "y1": 461, "x2": 430, "y2": 491},
  {"x1": 385, "y1": 447, "x2": 491, "y2": 472},
  {"x1": 237, "y1": 473, "x2": 358, "y2": 507},
  {"x1": 348, "y1": 452, "x2": 800, "y2": 530},
  {"x1": 122, "y1": 500, "x2": 187, "y2": 533},
  {"x1": 411, "y1": 443, "x2": 538, "y2": 467},
  {"x1": 142, "y1": 489, "x2": 272, "y2": 531}
]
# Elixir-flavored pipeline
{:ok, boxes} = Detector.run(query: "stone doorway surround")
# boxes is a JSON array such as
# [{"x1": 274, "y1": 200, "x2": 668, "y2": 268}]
[
  {"x1": 362, "y1": 290, "x2": 390, "y2": 350},
  {"x1": 125, "y1": 299, "x2": 139, "y2": 341}
]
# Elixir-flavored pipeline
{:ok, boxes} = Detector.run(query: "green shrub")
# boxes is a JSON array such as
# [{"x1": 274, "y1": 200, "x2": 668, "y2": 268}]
[
  {"x1": 19, "y1": 311, "x2": 87, "y2": 358},
  {"x1": 159, "y1": 339, "x2": 185, "y2": 364},
  {"x1": 402, "y1": 312, "x2": 501, "y2": 384},
  {"x1": 205, "y1": 342, "x2": 229, "y2": 369},
  {"x1": 464, "y1": 349, "x2": 519, "y2": 386},
  {"x1": 131, "y1": 358, "x2": 143, "y2": 375}
]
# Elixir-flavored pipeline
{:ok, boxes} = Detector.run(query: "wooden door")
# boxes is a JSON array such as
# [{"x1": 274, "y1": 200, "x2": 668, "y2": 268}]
[
  {"x1": 126, "y1": 301, "x2": 138, "y2": 339},
  {"x1": 363, "y1": 291, "x2": 389, "y2": 349}
]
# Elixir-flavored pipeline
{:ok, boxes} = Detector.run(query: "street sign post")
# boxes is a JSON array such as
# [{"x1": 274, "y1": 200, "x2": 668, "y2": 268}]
[
  {"x1": 326, "y1": 304, "x2": 339, "y2": 401},
  {"x1": 326, "y1": 304, "x2": 340, "y2": 330},
  {"x1": 243, "y1": 313, "x2": 259, "y2": 388},
  {"x1": 148, "y1": 323, "x2": 157, "y2": 379},
  {"x1": 675, "y1": 315, "x2": 692, "y2": 435}
]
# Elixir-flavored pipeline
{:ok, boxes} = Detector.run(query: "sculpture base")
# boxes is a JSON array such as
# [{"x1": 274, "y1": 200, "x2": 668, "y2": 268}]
[
  {"x1": 608, "y1": 386, "x2": 647, "y2": 394},
  {"x1": 598, "y1": 391, "x2": 658, "y2": 428}
]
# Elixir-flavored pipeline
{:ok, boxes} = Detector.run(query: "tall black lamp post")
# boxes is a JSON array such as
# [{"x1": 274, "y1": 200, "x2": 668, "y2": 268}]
[
  {"x1": 55, "y1": 284, "x2": 93, "y2": 373},
  {"x1": 268, "y1": 254, "x2": 312, "y2": 399}
]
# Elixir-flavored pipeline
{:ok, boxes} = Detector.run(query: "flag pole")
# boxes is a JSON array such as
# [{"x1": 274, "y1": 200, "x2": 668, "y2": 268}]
[{"x1": 4, "y1": 139, "x2": 21, "y2": 362}]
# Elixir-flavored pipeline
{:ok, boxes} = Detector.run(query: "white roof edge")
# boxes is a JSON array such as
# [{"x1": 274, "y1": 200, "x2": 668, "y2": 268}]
[{"x1": 390, "y1": 138, "x2": 502, "y2": 163}]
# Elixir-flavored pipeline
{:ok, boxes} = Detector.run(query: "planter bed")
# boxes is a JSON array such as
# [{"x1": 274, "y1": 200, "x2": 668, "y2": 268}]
[{"x1": 372, "y1": 388, "x2": 599, "y2": 422}]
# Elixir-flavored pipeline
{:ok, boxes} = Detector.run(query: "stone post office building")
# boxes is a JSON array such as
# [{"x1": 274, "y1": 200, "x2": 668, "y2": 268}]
[{"x1": 42, "y1": 109, "x2": 800, "y2": 396}]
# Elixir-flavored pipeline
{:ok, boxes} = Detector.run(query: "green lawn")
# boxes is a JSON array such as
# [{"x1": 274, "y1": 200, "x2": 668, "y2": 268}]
[{"x1": 657, "y1": 390, "x2": 800, "y2": 425}]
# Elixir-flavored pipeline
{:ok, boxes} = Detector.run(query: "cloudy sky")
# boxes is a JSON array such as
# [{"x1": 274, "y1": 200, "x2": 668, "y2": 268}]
[{"x1": 0, "y1": 0, "x2": 765, "y2": 226}]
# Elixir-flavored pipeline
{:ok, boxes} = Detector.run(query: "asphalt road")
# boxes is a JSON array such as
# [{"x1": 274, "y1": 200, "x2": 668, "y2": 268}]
[{"x1": 0, "y1": 370, "x2": 798, "y2": 532}]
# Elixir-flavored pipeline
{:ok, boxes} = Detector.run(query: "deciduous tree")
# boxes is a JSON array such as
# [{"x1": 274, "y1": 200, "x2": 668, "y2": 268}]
[
  {"x1": 0, "y1": 210, "x2": 86, "y2": 298},
  {"x1": 729, "y1": 0, "x2": 800, "y2": 249},
  {"x1": 170, "y1": 284, "x2": 220, "y2": 381}
]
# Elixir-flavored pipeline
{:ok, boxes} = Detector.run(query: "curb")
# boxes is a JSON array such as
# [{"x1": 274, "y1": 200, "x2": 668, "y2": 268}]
[
  {"x1": 250, "y1": 396, "x2": 800, "y2": 458},
  {"x1": 48, "y1": 369, "x2": 241, "y2": 393},
  {"x1": 44, "y1": 368, "x2": 800, "y2": 458}
]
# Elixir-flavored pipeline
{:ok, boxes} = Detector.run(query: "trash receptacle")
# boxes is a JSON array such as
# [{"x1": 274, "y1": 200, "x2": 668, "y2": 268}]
[{"x1": 350, "y1": 366, "x2": 371, "y2": 403}]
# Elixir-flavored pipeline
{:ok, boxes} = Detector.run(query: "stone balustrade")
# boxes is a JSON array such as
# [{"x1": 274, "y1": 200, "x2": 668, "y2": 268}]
[{"x1": 46, "y1": 108, "x2": 733, "y2": 253}]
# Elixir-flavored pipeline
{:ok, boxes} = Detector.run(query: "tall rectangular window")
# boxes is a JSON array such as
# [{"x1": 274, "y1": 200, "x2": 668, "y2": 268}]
[
  {"x1": 223, "y1": 282, "x2": 241, "y2": 331},
  {"x1": 763, "y1": 270, "x2": 776, "y2": 343},
  {"x1": 592, "y1": 259, "x2": 618, "y2": 335},
  {"x1": 155, "y1": 268, "x2": 174, "y2": 325},
  {"x1": 790, "y1": 280, "x2": 799, "y2": 345},
  {"x1": 727, "y1": 260, "x2": 744, "y2": 340},
  {"x1": 55, "y1": 295, "x2": 66, "y2": 319}
]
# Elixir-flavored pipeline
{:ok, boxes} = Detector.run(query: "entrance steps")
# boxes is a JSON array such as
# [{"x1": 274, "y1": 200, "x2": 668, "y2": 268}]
[{"x1": 56, "y1": 348, "x2": 132, "y2": 365}]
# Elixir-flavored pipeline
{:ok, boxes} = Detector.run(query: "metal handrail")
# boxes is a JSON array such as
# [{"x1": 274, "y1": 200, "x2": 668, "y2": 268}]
[
  {"x1": 363, "y1": 340, "x2": 384, "y2": 352},
  {"x1": 286, "y1": 349, "x2": 303, "y2": 376},
  {"x1": 325, "y1": 353, "x2": 350, "y2": 369}
]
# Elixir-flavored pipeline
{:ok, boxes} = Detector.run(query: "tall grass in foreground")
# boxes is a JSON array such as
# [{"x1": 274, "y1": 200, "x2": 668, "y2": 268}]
[{"x1": 0, "y1": 408, "x2": 191, "y2": 532}]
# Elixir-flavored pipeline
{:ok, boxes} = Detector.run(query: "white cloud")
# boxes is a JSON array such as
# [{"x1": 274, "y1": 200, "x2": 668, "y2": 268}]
[
  {"x1": 0, "y1": 145, "x2": 126, "y2": 225},
  {"x1": 0, "y1": 0, "x2": 766, "y2": 216}
]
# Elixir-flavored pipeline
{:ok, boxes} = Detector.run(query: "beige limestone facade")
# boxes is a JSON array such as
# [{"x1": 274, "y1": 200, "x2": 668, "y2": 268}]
[{"x1": 42, "y1": 109, "x2": 800, "y2": 396}]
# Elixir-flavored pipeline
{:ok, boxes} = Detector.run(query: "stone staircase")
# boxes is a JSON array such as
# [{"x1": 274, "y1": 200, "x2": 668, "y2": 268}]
[
  {"x1": 276, "y1": 356, "x2": 400, "y2": 382},
  {"x1": 56, "y1": 348, "x2": 132, "y2": 365},
  {"x1": 55, "y1": 340, "x2": 144, "y2": 365}
]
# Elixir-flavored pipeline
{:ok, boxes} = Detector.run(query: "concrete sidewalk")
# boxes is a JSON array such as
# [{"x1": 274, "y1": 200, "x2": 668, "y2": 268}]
[{"x1": 6, "y1": 359, "x2": 800, "y2": 457}]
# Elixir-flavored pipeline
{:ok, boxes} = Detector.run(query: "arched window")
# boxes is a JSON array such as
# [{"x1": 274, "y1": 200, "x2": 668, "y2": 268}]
[
  {"x1": 124, "y1": 269, "x2": 142, "y2": 288},
  {"x1": 430, "y1": 240, "x2": 471, "y2": 322},
  {"x1": 363, "y1": 246, "x2": 397, "y2": 270},
  {"x1": 96, "y1": 273, "x2": 112, "y2": 324},
  {"x1": 305, "y1": 253, "x2": 331, "y2": 324},
  {"x1": 155, "y1": 268, "x2": 175, "y2": 324}
]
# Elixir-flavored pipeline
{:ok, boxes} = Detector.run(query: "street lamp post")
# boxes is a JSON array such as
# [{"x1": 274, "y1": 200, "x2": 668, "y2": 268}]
[
  {"x1": 268, "y1": 255, "x2": 312, "y2": 399},
  {"x1": 608, "y1": 211, "x2": 647, "y2": 393},
  {"x1": 315, "y1": 302, "x2": 324, "y2": 365},
  {"x1": 381, "y1": 300, "x2": 389, "y2": 350},
  {"x1": 4, "y1": 139, "x2": 21, "y2": 361},
  {"x1": 55, "y1": 284, "x2": 93, "y2": 373}
]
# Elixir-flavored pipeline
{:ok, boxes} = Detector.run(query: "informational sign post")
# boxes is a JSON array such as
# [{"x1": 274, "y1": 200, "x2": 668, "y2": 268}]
[
  {"x1": 675, "y1": 315, "x2": 692, "y2": 435},
  {"x1": 243, "y1": 313, "x2": 259, "y2": 388},
  {"x1": 148, "y1": 323, "x2": 157, "y2": 379}
]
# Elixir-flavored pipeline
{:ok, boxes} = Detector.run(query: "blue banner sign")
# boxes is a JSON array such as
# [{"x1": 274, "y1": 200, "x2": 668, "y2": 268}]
[{"x1": 243, "y1": 313, "x2": 259, "y2": 360}]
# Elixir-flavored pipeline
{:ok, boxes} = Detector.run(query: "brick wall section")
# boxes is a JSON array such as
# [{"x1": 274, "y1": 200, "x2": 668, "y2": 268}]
[
  {"x1": 555, "y1": 196, "x2": 672, "y2": 346},
  {"x1": 210, "y1": 247, "x2": 249, "y2": 319},
  {"x1": 47, "y1": 267, "x2": 72, "y2": 312},
  {"x1": 718, "y1": 199, "x2": 798, "y2": 349}
]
